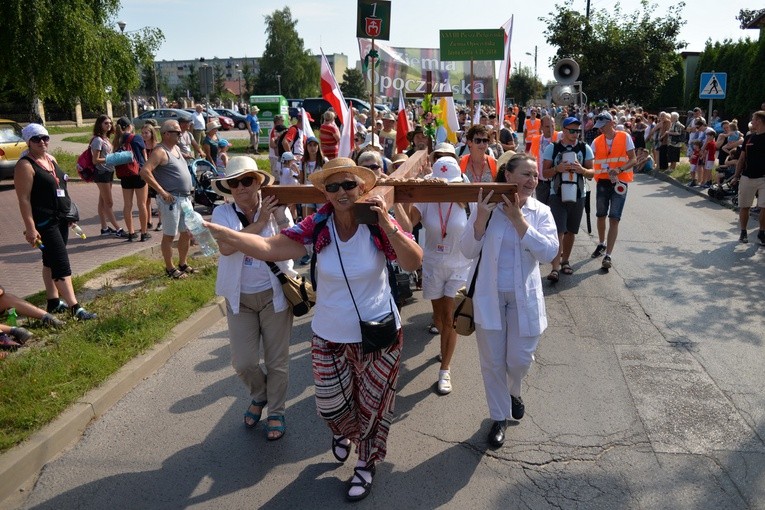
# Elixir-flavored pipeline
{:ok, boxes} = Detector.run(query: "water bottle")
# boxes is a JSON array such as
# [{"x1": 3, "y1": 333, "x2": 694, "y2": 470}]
[
  {"x1": 7, "y1": 308, "x2": 17, "y2": 327},
  {"x1": 71, "y1": 224, "x2": 87, "y2": 239},
  {"x1": 179, "y1": 200, "x2": 218, "y2": 257}
]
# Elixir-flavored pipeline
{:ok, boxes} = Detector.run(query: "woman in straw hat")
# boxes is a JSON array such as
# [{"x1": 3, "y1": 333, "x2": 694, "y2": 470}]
[
  {"x1": 205, "y1": 157, "x2": 422, "y2": 502},
  {"x1": 210, "y1": 156, "x2": 294, "y2": 441}
]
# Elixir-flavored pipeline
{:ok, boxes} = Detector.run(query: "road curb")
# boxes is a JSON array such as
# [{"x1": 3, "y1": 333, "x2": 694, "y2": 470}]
[
  {"x1": 0, "y1": 272, "x2": 226, "y2": 506},
  {"x1": 646, "y1": 169, "x2": 736, "y2": 211}
]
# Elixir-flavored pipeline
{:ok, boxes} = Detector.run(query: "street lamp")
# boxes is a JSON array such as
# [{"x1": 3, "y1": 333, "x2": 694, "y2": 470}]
[
  {"x1": 236, "y1": 64, "x2": 243, "y2": 108},
  {"x1": 117, "y1": 21, "x2": 132, "y2": 118},
  {"x1": 117, "y1": 21, "x2": 160, "y2": 113},
  {"x1": 525, "y1": 46, "x2": 538, "y2": 79},
  {"x1": 276, "y1": 74, "x2": 282, "y2": 96}
]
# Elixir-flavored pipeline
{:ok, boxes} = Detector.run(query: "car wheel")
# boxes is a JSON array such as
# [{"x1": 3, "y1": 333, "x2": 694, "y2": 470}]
[{"x1": 237, "y1": 121, "x2": 246, "y2": 130}]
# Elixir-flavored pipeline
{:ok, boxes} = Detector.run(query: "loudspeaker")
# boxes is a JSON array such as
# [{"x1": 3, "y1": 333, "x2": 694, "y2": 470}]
[
  {"x1": 552, "y1": 85, "x2": 575, "y2": 105},
  {"x1": 553, "y1": 58, "x2": 580, "y2": 84}
]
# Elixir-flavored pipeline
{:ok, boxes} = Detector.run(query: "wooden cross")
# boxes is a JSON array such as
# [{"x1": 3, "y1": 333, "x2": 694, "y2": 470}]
[
  {"x1": 260, "y1": 150, "x2": 516, "y2": 224},
  {"x1": 405, "y1": 71, "x2": 454, "y2": 153}
]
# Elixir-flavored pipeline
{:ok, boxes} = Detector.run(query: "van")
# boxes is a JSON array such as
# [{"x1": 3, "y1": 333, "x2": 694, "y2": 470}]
[{"x1": 301, "y1": 97, "x2": 371, "y2": 128}]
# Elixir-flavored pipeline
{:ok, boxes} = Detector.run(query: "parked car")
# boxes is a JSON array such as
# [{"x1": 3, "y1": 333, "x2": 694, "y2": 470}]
[
  {"x1": 132, "y1": 108, "x2": 192, "y2": 130},
  {"x1": 0, "y1": 119, "x2": 25, "y2": 182},
  {"x1": 213, "y1": 108, "x2": 248, "y2": 130},
  {"x1": 286, "y1": 99, "x2": 303, "y2": 121},
  {"x1": 301, "y1": 97, "x2": 372, "y2": 128},
  {"x1": 183, "y1": 107, "x2": 234, "y2": 130}
]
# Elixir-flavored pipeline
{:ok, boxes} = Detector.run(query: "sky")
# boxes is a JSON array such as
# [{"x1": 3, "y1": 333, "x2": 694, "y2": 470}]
[{"x1": 116, "y1": 0, "x2": 754, "y2": 84}]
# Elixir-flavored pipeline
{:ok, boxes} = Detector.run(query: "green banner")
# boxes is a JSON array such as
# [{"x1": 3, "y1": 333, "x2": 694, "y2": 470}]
[
  {"x1": 356, "y1": 0, "x2": 391, "y2": 40},
  {"x1": 440, "y1": 29, "x2": 505, "y2": 61}
]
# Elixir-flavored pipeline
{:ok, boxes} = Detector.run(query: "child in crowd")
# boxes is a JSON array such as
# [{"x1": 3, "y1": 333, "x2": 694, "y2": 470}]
[
  {"x1": 278, "y1": 151, "x2": 300, "y2": 220},
  {"x1": 688, "y1": 139, "x2": 702, "y2": 186},
  {"x1": 701, "y1": 129, "x2": 717, "y2": 188},
  {"x1": 722, "y1": 121, "x2": 742, "y2": 155},
  {"x1": 216, "y1": 139, "x2": 230, "y2": 174}
]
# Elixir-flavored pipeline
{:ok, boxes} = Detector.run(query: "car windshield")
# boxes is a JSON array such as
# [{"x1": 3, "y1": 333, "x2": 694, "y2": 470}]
[{"x1": 0, "y1": 124, "x2": 23, "y2": 143}]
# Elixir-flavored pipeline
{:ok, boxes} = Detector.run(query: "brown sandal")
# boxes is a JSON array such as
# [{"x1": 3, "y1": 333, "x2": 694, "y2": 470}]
[
  {"x1": 165, "y1": 267, "x2": 188, "y2": 279},
  {"x1": 546, "y1": 270, "x2": 560, "y2": 283}
]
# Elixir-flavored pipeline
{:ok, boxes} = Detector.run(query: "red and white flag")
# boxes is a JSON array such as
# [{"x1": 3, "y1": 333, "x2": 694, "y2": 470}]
[
  {"x1": 301, "y1": 108, "x2": 315, "y2": 139},
  {"x1": 396, "y1": 93, "x2": 410, "y2": 153},
  {"x1": 320, "y1": 49, "x2": 349, "y2": 126},
  {"x1": 496, "y1": 16, "x2": 514, "y2": 124}
]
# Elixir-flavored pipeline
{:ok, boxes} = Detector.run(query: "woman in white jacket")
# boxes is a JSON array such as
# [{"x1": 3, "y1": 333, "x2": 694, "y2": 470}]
[{"x1": 459, "y1": 153, "x2": 559, "y2": 448}]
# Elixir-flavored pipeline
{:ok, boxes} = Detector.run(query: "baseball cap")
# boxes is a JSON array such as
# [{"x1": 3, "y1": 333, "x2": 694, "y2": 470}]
[
  {"x1": 281, "y1": 152, "x2": 295, "y2": 162},
  {"x1": 594, "y1": 112, "x2": 613, "y2": 129},
  {"x1": 562, "y1": 117, "x2": 581, "y2": 128}
]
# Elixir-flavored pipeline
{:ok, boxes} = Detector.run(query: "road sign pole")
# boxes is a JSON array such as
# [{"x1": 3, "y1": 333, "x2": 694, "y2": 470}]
[{"x1": 708, "y1": 99, "x2": 713, "y2": 127}]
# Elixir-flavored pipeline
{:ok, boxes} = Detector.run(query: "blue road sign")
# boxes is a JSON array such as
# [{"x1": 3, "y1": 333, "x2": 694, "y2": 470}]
[{"x1": 699, "y1": 72, "x2": 726, "y2": 100}]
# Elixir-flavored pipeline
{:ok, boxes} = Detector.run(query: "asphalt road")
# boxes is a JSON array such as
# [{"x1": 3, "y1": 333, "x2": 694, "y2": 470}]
[{"x1": 13, "y1": 173, "x2": 765, "y2": 509}]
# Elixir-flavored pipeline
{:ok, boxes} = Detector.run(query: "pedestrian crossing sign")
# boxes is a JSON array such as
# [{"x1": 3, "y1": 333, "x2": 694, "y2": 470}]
[{"x1": 699, "y1": 72, "x2": 726, "y2": 99}]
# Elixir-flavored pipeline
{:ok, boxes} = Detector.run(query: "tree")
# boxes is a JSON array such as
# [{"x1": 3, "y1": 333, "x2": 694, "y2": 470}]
[
  {"x1": 241, "y1": 59, "x2": 258, "y2": 97},
  {"x1": 736, "y1": 8, "x2": 764, "y2": 29},
  {"x1": 0, "y1": 0, "x2": 163, "y2": 116},
  {"x1": 507, "y1": 65, "x2": 543, "y2": 106},
  {"x1": 540, "y1": 0, "x2": 686, "y2": 106},
  {"x1": 340, "y1": 68, "x2": 367, "y2": 99},
  {"x1": 257, "y1": 7, "x2": 320, "y2": 98},
  {"x1": 213, "y1": 63, "x2": 226, "y2": 99}
]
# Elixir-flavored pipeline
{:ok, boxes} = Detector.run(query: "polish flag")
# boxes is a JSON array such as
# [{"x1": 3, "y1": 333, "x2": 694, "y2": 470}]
[
  {"x1": 396, "y1": 93, "x2": 410, "y2": 153},
  {"x1": 496, "y1": 16, "x2": 514, "y2": 124},
  {"x1": 320, "y1": 49, "x2": 349, "y2": 127}
]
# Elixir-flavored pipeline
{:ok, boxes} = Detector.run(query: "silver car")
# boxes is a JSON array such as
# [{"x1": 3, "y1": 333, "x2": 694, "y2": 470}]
[{"x1": 132, "y1": 108, "x2": 192, "y2": 129}]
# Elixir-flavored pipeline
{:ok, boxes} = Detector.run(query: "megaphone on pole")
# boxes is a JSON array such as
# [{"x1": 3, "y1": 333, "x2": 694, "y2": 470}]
[{"x1": 553, "y1": 58, "x2": 580, "y2": 84}]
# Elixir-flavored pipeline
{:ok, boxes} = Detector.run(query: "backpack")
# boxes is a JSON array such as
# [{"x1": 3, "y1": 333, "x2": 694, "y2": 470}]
[
  {"x1": 550, "y1": 141, "x2": 588, "y2": 202},
  {"x1": 276, "y1": 126, "x2": 298, "y2": 157},
  {"x1": 76, "y1": 137, "x2": 98, "y2": 182},
  {"x1": 114, "y1": 134, "x2": 140, "y2": 179}
]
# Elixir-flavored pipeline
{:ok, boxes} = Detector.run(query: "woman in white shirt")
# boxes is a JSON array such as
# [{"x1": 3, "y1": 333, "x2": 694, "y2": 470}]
[
  {"x1": 210, "y1": 157, "x2": 295, "y2": 441},
  {"x1": 460, "y1": 153, "x2": 559, "y2": 449},
  {"x1": 205, "y1": 157, "x2": 422, "y2": 502}
]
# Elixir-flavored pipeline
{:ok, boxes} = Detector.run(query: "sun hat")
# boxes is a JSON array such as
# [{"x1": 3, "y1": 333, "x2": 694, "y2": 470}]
[
  {"x1": 210, "y1": 156, "x2": 274, "y2": 195},
  {"x1": 307, "y1": 157, "x2": 377, "y2": 190},
  {"x1": 382, "y1": 111, "x2": 396, "y2": 121},
  {"x1": 496, "y1": 150, "x2": 517, "y2": 169},
  {"x1": 21, "y1": 123, "x2": 49, "y2": 143},
  {"x1": 433, "y1": 142, "x2": 456, "y2": 156},
  {"x1": 359, "y1": 132, "x2": 383, "y2": 150},
  {"x1": 431, "y1": 157, "x2": 463, "y2": 183},
  {"x1": 206, "y1": 120, "x2": 221, "y2": 132}
]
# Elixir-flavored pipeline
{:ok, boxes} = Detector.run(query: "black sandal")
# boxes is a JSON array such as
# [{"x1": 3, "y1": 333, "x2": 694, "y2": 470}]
[
  {"x1": 332, "y1": 435, "x2": 351, "y2": 463},
  {"x1": 346, "y1": 465, "x2": 375, "y2": 502},
  {"x1": 165, "y1": 267, "x2": 188, "y2": 280},
  {"x1": 546, "y1": 270, "x2": 560, "y2": 283},
  {"x1": 561, "y1": 261, "x2": 574, "y2": 275},
  {"x1": 178, "y1": 264, "x2": 196, "y2": 274}
]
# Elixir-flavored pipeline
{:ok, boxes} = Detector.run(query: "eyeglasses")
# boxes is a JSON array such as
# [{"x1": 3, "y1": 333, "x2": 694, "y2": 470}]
[
  {"x1": 165, "y1": 130, "x2": 182, "y2": 135},
  {"x1": 227, "y1": 176, "x2": 256, "y2": 188},
  {"x1": 472, "y1": 138, "x2": 489, "y2": 144},
  {"x1": 566, "y1": 128, "x2": 581, "y2": 133},
  {"x1": 324, "y1": 180, "x2": 359, "y2": 193},
  {"x1": 362, "y1": 164, "x2": 381, "y2": 171},
  {"x1": 29, "y1": 135, "x2": 50, "y2": 143}
]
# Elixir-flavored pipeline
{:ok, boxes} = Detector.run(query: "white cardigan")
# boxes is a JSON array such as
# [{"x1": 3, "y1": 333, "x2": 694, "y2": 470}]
[
  {"x1": 212, "y1": 202, "x2": 295, "y2": 314},
  {"x1": 459, "y1": 198, "x2": 559, "y2": 335}
]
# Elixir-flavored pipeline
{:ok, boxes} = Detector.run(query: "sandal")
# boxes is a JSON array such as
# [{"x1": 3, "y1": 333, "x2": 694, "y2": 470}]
[
  {"x1": 178, "y1": 264, "x2": 196, "y2": 274},
  {"x1": 546, "y1": 270, "x2": 560, "y2": 283},
  {"x1": 346, "y1": 464, "x2": 376, "y2": 502},
  {"x1": 332, "y1": 435, "x2": 351, "y2": 463},
  {"x1": 265, "y1": 415, "x2": 285, "y2": 441},
  {"x1": 244, "y1": 399, "x2": 267, "y2": 429},
  {"x1": 165, "y1": 267, "x2": 188, "y2": 280},
  {"x1": 561, "y1": 261, "x2": 574, "y2": 275}
]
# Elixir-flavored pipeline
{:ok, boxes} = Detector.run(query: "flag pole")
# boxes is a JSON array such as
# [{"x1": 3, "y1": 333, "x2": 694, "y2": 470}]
[
  {"x1": 370, "y1": 38, "x2": 376, "y2": 123},
  {"x1": 470, "y1": 60, "x2": 475, "y2": 117}
]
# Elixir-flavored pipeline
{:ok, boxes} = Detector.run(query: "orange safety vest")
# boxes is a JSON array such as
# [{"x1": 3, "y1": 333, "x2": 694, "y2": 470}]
[
  {"x1": 592, "y1": 131, "x2": 633, "y2": 182},
  {"x1": 459, "y1": 154, "x2": 498, "y2": 181},
  {"x1": 509, "y1": 114, "x2": 518, "y2": 131},
  {"x1": 524, "y1": 118, "x2": 541, "y2": 137},
  {"x1": 528, "y1": 131, "x2": 561, "y2": 168}
]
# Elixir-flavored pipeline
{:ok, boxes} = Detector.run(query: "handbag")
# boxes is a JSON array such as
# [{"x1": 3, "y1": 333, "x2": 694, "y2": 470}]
[
  {"x1": 332, "y1": 220, "x2": 398, "y2": 354},
  {"x1": 232, "y1": 204, "x2": 315, "y2": 316},
  {"x1": 453, "y1": 222, "x2": 489, "y2": 336},
  {"x1": 64, "y1": 200, "x2": 80, "y2": 223}
]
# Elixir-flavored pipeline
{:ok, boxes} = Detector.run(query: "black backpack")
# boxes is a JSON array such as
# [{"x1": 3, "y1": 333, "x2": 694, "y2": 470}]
[{"x1": 276, "y1": 126, "x2": 298, "y2": 157}]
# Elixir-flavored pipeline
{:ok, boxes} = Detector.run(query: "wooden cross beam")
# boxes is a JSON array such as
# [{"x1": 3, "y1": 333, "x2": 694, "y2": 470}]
[{"x1": 260, "y1": 150, "x2": 516, "y2": 224}]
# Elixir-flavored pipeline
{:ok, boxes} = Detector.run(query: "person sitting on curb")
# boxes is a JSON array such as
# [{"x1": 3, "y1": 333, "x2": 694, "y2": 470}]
[{"x1": 1, "y1": 284, "x2": 65, "y2": 329}]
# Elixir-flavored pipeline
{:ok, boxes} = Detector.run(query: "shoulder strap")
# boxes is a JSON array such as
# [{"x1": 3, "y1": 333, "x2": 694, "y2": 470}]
[
  {"x1": 234, "y1": 203, "x2": 287, "y2": 279},
  {"x1": 466, "y1": 210, "x2": 492, "y2": 298},
  {"x1": 309, "y1": 216, "x2": 329, "y2": 289}
]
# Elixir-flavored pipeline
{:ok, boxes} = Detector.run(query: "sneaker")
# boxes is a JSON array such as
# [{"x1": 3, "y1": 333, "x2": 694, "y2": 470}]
[
  {"x1": 602, "y1": 255, "x2": 613, "y2": 269},
  {"x1": 591, "y1": 244, "x2": 606, "y2": 258},
  {"x1": 511, "y1": 395, "x2": 525, "y2": 420},
  {"x1": 758, "y1": 231, "x2": 765, "y2": 246},
  {"x1": 100, "y1": 227, "x2": 116, "y2": 236},
  {"x1": 428, "y1": 324, "x2": 439, "y2": 335},
  {"x1": 437, "y1": 371, "x2": 452, "y2": 395},
  {"x1": 114, "y1": 228, "x2": 126, "y2": 238},
  {"x1": 739, "y1": 231, "x2": 749, "y2": 244},
  {"x1": 140, "y1": 233, "x2": 152, "y2": 242},
  {"x1": 48, "y1": 299, "x2": 69, "y2": 314},
  {"x1": 73, "y1": 307, "x2": 97, "y2": 321},
  {"x1": 147, "y1": 222, "x2": 153, "y2": 229},
  {"x1": 41, "y1": 313, "x2": 65, "y2": 328},
  {"x1": 154, "y1": 222, "x2": 162, "y2": 231},
  {"x1": 689, "y1": 180, "x2": 698, "y2": 187},
  {"x1": 124, "y1": 232, "x2": 138, "y2": 242}
]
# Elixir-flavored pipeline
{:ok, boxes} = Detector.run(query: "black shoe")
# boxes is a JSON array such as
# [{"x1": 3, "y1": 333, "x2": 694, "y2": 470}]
[
  {"x1": 48, "y1": 299, "x2": 69, "y2": 314},
  {"x1": 739, "y1": 231, "x2": 748, "y2": 244},
  {"x1": 487, "y1": 420, "x2": 507, "y2": 447},
  {"x1": 601, "y1": 255, "x2": 612, "y2": 269},
  {"x1": 41, "y1": 313, "x2": 65, "y2": 328},
  {"x1": 114, "y1": 228, "x2": 126, "y2": 238},
  {"x1": 147, "y1": 222, "x2": 153, "y2": 229},
  {"x1": 100, "y1": 227, "x2": 116, "y2": 236},
  {"x1": 511, "y1": 396, "x2": 525, "y2": 420},
  {"x1": 73, "y1": 307, "x2": 97, "y2": 321},
  {"x1": 140, "y1": 232, "x2": 152, "y2": 242},
  {"x1": 124, "y1": 232, "x2": 138, "y2": 242},
  {"x1": 758, "y1": 231, "x2": 765, "y2": 246},
  {"x1": 591, "y1": 244, "x2": 606, "y2": 258}
]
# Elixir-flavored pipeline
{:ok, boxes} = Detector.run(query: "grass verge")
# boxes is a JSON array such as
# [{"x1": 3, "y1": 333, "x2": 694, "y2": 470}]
[
  {"x1": 0, "y1": 253, "x2": 217, "y2": 453},
  {"x1": 61, "y1": 135, "x2": 92, "y2": 144},
  {"x1": 51, "y1": 149, "x2": 78, "y2": 179},
  {"x1": 46, "y1": 126, "x2": 91, "y2": 135}
]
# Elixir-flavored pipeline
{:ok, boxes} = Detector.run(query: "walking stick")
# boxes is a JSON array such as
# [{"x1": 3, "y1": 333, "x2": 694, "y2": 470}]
[{"x1": 585, "y1": 189, "x2": 592, "y2": 234}]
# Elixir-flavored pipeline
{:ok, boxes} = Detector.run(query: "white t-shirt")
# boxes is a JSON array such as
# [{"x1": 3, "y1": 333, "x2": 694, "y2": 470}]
[
  {"x1": 414, "y1": 202, "x2": 473, "y2": 272},
  {"x1": 280, "y1": 163, "x2": 300, "y2": 185},
  {"x1": 310, "y1": 218, "x2": 400, "y2": 343},
  {"x1": 496, "y1": 216, "x2": 519, "y2": 292}
]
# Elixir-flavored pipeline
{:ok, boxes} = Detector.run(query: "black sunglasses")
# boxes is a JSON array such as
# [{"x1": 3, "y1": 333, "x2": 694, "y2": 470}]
[
  {"x1": 324, "y1": 180, "x2": 359, "y2": 193},
  {"x1": 472, "y1": 137, "x2": 489, "y2": 144},
  {"x1": 29, "y1": 135, "x2": 50, "y2": 143},
  {"x1": 227, "y1": 176, "x2": 256, "y2": 188},
  {"x1": 566, "y1": 128, "x2": 581, "y2": 133},
  {"x1": 363, "y1": 164, "x2": 381, "y2": 171}
]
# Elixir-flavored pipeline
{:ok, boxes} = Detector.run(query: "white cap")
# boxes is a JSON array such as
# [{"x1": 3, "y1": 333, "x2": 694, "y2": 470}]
[{"x1": 281, "y1": 152, "x2": 295, "y2": 162}]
